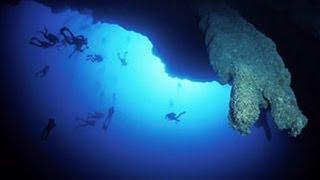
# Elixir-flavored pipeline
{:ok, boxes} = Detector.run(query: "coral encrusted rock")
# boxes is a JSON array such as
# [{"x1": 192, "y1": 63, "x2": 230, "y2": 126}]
[{"x1": 198, "y1": 4, "x2": 308, "y2": 137}]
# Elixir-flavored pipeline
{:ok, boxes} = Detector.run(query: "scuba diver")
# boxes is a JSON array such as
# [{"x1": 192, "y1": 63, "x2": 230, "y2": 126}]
[
  {"x1": 39, "y1": 26, "x2": 59, "y2": 45},
  {"x1": 117, "y1": 52, "x2": 128, "y2": 66},
  {"x1": 103, "y1": 106, "x2": 115, "y2": 130},
  {"x1": 86, "y1": 54, "x2": 103, "y2": 63},
  {"x1": 103, "y1": 93, "x2": 116, "y2": 131},
  {"x1": 165, "y1": 111, "x2": 186, "y2": 123},
  {"x1": 76, "y1": 117, "x2": 98, "y2": 128},
  {"x1": 60, "y1": 26, "x2": 88, "y2": 58},
  {"x1": 29, "y1": 27, "x2": 59, "y2": 48},
  {"x1": 76, "y1": 112, "x2": 105, "y2": 128},
  {"x1": 41, "y1": 118, "x2": 56, "y2": 141},
  {"x1": 35, "y1": 65, "x2": 50, "y2": 78}
]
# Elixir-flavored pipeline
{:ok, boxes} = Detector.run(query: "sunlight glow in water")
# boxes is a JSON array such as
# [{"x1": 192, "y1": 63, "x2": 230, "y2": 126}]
[
  {"x1": 99, "y1": 25, "x2": 228, "y2": 117},
  {"x1": 56, "y1": 9, "x2": 233, "y2": 137}
]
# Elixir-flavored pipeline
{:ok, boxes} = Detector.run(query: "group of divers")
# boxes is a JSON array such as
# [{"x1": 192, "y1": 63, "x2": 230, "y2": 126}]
[
  {"x1": 32, "y1": 26, "x2": 187, "y2": 141},
  {"x1": 32, "y1": 26, "x2": 128, "y2": 78},
  {"x1": 41, "y1": 96, "x2": 186, "y2": 141}
]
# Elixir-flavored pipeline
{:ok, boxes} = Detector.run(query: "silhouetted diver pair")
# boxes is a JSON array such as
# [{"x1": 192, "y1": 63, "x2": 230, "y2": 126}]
[
  {"x1": 30, "y1": 26, "x2": 88, "y2": 58},
  {"x1": 75, "y1": 93, "x2": 116, "y2": 131}
]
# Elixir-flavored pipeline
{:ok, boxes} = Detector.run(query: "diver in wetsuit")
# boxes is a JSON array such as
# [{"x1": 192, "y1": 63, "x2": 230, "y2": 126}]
[
  {"x1": 41, "y1": 118, "x2": 56, "y2": 141},
  {"x1": 29, "y1": 27, "x2": 59, "y2": 48},
  {"x1": 60, "y1": 26, "x2": 88, "y2": 58},
  {"x1": 117, "y1": 52, "x2": 128, "y2": 66},
  {"x1": 35, "y1": 65, "x2": 50, "y2": 77},
  {"x1": 103, "y1": 93, "x2": 116, "y2": 131},
  {"x1": 86, "y1": 54, "x2": 103, "y2": 63},
  {"x1": 76, "y1": 117, "x2": 98, "y2": 128},
  {"x1": 165, "y1": 111, "x2": 186, "y2": 122},
  {"x1": 102, "y1": 106, "x2": 115, "y2": 130},
  {"x1": 76, "y1": 112, "x2": 105, "y2": 128},
  {"x1": 39, "y1": 26, "x2": 59, "y2": 45}
]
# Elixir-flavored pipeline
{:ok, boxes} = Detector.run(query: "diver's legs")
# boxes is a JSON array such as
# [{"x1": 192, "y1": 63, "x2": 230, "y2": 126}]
[
  {"x1": 103, "y1": 119, "x2": 108, "y2": 130},
  {"x1": 41, "y1": 129, "x2": 50, "y2": 140},
  {"x1": 44, "y1": 129, "x2": 51, "y2": 140},
  {"x1": 103, "y1": 117, "x2": 111, "y2": 130},
  {"x1": 29, "y1": 37, "x2": 43, "y2": 47},
  {"x1": 41, "y1": 129, "x2": 46, "y2": 140}
]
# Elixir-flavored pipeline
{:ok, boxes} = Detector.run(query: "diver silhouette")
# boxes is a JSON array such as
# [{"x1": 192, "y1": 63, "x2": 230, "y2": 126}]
[
  {"x1": 76, "y1": 117, "x2": 98, "y2": 128},
  {"x1": 86, "y1": 54, "x2": 103, "y2": 63},
  {"x1": 41, "y1": 118, "x2": 56, "y2": 141},
  {"x1": 103, "y1": 93, "x2": 116, "y2": 131},
  {"x1": 29, "y1": 27, "x2": 59, "y2": 48},
  {"x1": 60, "y1": 26, "x2": 88, "y2": 58},
  {"x1": 76, "y1": 112, "x2": 105, "y2": 128},
  {"x1": 165, "y1": 111, "x2": 186, "y2": 122},
  {"x1": 39, "y1": 26, "x2": 59, "y2": 45},
  {"x1": 103, "y1": 106, "x2": 115, "y2": 130},
  {"x1": 117, "y1": 52, "x2": 128, "y2": 66},
  {"x1": 255, "y1": 110, "x2": 272, "y2": 141},
  {"x1": 35, "y1": 65, "x2": 50, "y2": 78}
]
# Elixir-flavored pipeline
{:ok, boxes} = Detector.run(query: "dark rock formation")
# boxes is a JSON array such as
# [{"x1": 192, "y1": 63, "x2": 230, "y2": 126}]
[{"x1": 198, "y1": 4, "x2": 308, "y2": 136}]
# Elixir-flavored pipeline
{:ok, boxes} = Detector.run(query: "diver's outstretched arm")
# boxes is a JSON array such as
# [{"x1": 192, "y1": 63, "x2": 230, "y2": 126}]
[{"x1": 176, "y1": 112, "x2": 186, "y2": 119}]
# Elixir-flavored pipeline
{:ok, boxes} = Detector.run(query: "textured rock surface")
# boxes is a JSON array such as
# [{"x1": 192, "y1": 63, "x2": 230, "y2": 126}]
[{"x1": 198, "y1": 4, "x2": 308, "y2": 136}]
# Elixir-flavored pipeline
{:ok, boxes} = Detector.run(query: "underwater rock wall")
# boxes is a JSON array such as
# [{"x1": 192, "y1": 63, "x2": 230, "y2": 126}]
[{"x1": 198, "y1": 4, "x2": 308, "y2": 137}]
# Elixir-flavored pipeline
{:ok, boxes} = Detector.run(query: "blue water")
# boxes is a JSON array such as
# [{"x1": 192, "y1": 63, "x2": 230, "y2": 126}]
[{"x1": 1, "y1": 1, "x2": 294, "y2": 179}]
